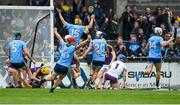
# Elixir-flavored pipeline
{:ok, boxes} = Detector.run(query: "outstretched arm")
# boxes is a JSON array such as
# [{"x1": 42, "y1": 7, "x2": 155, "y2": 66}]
[
  {"x1": 86, "y1": 15, "x2": 95, "y2": 29},
  {"x1": 161, "y1": 36, "x2": 174, "y2": 46},
  {"x1": 76, "y1": 35, "x2": 91, "y2": 49},
  {"x1": 56, "y1": 8, "x2": 68, "y2": 27},
  {"x1": 23, "y1": 48, "x2": 35, "y2": 64},
  {"x1": 54, "y1": 27, "x2": 64, "y2": 43},
  {"x1": 82, "y1": 47, "x2": 91, "y2": 58}
]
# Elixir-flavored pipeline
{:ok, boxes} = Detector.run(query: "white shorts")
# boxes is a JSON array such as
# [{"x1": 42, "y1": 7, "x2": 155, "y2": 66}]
[
  {"x1": 100, "y1": 65, "x2": 109, "y2": 72},
  {"x1": 70, "y1": 64, "x2": 76, "y2": 68}
]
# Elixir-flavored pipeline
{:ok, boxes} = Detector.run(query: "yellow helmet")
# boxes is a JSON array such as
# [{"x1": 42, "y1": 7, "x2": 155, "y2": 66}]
[{"x1": 41, "y1": 67, "x2": 50, "y2": 75}]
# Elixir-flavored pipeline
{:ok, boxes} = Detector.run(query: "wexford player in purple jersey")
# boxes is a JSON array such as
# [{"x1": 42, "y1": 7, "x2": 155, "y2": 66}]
[
  {"x1": 103, "y1": 55, "x2": 127, "y2": 90},
  {"x1": 95, "y1": 44, "x2": 116, "y2": 89}
]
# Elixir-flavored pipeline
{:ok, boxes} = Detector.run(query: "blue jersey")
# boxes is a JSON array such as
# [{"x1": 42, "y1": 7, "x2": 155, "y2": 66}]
[
  {"x1": 148, "y1": 35, "x2": 163, "y2": 58},
  {"x1": 8, "y1": 40, "x2": 26, "y2": 63},
  {"x1": 57, "y1": 41, "x2": 76, "y2": 67},
  {"x1": 67, "y1": 23, "x2": 85, "y2": 46},
  {"x1": 89, "y1": 39, "x2": 108, "y2": 62}
]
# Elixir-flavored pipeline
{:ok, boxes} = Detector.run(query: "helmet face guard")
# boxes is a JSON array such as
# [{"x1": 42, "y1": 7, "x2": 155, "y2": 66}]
[
  {"x1": 96, "y1": 31, "x2": 103, "y2": 38},
  {"x1": 154, "y1": 27, "x2": 163, "y2": 35}
]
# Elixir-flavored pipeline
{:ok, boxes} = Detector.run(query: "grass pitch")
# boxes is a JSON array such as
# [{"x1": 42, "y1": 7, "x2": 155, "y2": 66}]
[{"x1": 0, "y1": 88, "x2": 180, "y2": 104}]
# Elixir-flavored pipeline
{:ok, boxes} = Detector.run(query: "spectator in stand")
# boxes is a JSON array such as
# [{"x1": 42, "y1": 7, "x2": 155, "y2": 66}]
[
  {"x1": 29, "y1": 0, "x2": 50, "y2": 6},
  {"x1": 162, "y1": 32, "x2": 173, "y2": 56},
  {"x1": 127, "y1": 34, "x2": 141, "y2": 57},
  {"x1": 60, "y1": 0, "x2": 72, "y2": 23},
  {"x1": 109, "y1": 14, "x2": 120, "y2": 40},
  {"x1": 115, "y1": 36, "x2": 128, "y2": 57},
  {"x1": 79, "y1": 6, "x2": 87, "y2": 21},
  {"x1": 99, "y1": 17, "x2": 109, "y2": 39},
  {"x1": 93, "y1": 1, "x2": 103, "y2": 27},
  {"x1": 162, "y1": 8, "x2": 175, "y2": 32},
  {"x1": 131, "y1": 5, "x2": 139, "y2": 21},
  {"x1": 137, "y1": 14, "x2": 148, "y2": 35},
  {"x1": 160, "y1": 23, "x2": 168, "y2": 35},
  {"x1": 164, "y1": 32, "x2": 172, "y2": 41},
  {"x1": 155, "y1": 7, "x2": 175, "y2": 32},
  {"x1": 72, "y1": 0, "x2": 82, "y2": 15},
  {"x1": 171, "y1": 20, "x2": 180, "y2": 44},
  {"x1": 144, "y1": 7, "x2": 155, "y2": 37},
  {"x1": 121, "y1": 5, "x2": 134, "y2": 40},
  {"x1": 137, "y1": 28, "x2": 147, "y2": 43},
  {"x1": 140, "y1": 39, "x2": 148, "y2": 57},
  {"x1": 131, "y1": 21, "x2": 139, "y2": 35},
  {"x1": 154, "y1": 6, "x2": 163, "y2": 27},
  {"x1": 164, "y1": 42, "x2": 180, "y2": 62},
  {"x1": 107, "y1": 8, "x2": 114, "y2": 20}
]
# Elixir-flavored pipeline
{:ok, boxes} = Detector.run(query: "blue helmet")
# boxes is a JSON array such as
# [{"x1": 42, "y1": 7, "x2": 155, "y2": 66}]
[{"x1": 117, "y1": 54, "x2": 126, "y2": 62}]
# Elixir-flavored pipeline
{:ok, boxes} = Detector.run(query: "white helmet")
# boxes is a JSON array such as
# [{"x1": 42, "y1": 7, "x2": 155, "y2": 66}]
[
  {"x1": 154, "y1": 27, "x2": 163, "y2": 35},
  {"x1": 96, "y1": 31, "x2": 103, "y2": 38}
]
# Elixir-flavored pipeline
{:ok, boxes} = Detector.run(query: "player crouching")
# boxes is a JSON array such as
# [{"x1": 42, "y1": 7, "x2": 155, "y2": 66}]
[
  {"x1": 102, "y1": 54, "x2": 128, "y2": 90},
  {"x1": 30, "y1": 64, "x2": 50, "y2": 88}
]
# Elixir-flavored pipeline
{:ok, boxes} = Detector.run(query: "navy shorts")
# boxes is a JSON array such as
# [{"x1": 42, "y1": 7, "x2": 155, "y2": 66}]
[
  {"x1": 54, "y1": 64, "x2": 69, "y2": 76},
  {"x1": 92, "y1": 60, "x2": 104, "y2": 68},
  {"x1": 86, "y1": 54, "x2": 93, "y2": 65},
  {"x1": 148, "y1": 58, "x2": 162, "y2": 64},
  {"x1": 10, "y1": 62, "x2": 26, "y2": 69},
  {"x1": 105, "y1": 73, "x2": 117, "y2": 84}
]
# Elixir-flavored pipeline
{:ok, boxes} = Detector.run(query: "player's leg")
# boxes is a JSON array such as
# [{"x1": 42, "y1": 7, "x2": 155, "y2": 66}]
[
  {"x1": 70, "y1": 67, "x2": 81, "y2": 88},
  {"x1": 95, "y1": 65, "x2": 107, "y2": 89},
  {"x1": 23, "y1": 66, "x2": 40, "y2": 82},
  {"x1": 104, "y1": 73, "x2": 118, "y2": 89},
  {"x1": 21, "y1": 63, "x2": 40, "y2": 82},
  {"x1": 10, "y1": 63, "x2": 25, "y2": 88},
  {"x1": 155, "y1": 64, "x2": 162, "y2": 88},
  {"x1": 48, "y1": 64, "x2": 69, "y2": 92},
  {"x1": 7, "y1": 67, "x2": 19, "y2": 88},
  {"x1": 144, "y1": 64, "x2": 153, "y2": 75},
  {"x1": 49, "y1": 74, "x2": 65, "y2": 93}
]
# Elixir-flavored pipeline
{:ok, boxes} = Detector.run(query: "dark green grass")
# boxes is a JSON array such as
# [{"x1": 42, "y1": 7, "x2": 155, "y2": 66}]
[{"x1": 0, "y1": 88, "x2": 180, "y2": 104}]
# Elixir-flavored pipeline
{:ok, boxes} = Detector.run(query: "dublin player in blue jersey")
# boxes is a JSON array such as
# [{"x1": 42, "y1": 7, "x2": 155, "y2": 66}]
[
  {"x1": 137, "y1": 27, "x2": 174, "y2": 89},
  {"x1": 83, "y1": 31, "x2": 109, "y2": 88},
  {"x1": 56, "y1": 8, "x2": 94, "y2": 46},
  {"x1": 56, "y1": 8, "x2": 94, "y2": 88},
  {"x1": 39, "y1": 28, "x2": 90, "y2": 93},
  {"x1": 7, "y1": 32, "x2": 40, "y2": 87}
]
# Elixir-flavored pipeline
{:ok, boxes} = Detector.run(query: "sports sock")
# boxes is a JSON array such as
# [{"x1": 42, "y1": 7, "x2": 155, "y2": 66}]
[
  {"x1": 72, "y1": 78, "x2": 77, "y2": 88},
  {"x1": 156, "y1": 81, "x2": 159, "y2": 87}
]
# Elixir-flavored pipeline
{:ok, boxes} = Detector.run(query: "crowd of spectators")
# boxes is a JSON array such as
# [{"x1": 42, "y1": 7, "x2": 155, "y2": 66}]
[
  {"x1": 0, "y1": 9, "x2": 51, "y2": 60},
  {"x1": 54, "y1": 0, "x2": 180, "y2": 62}
]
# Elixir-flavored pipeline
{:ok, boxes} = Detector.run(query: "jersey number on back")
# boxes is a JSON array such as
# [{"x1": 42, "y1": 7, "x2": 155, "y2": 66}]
[
  {"x1": 12, "y1": 43, "x2": 17, "y2": 52},
  {"x1": 94, "y1": 44, "x2": 105, "y2": 55},
  {"x1": 115, "y1": 63, "x2": 119, "y2": 69},
  {"x1": 72, "y1": 29, "x2": 80, "y2": 38},
  {"x1": 149, "y1": 41, "x2": 157, "y2": 49}
]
